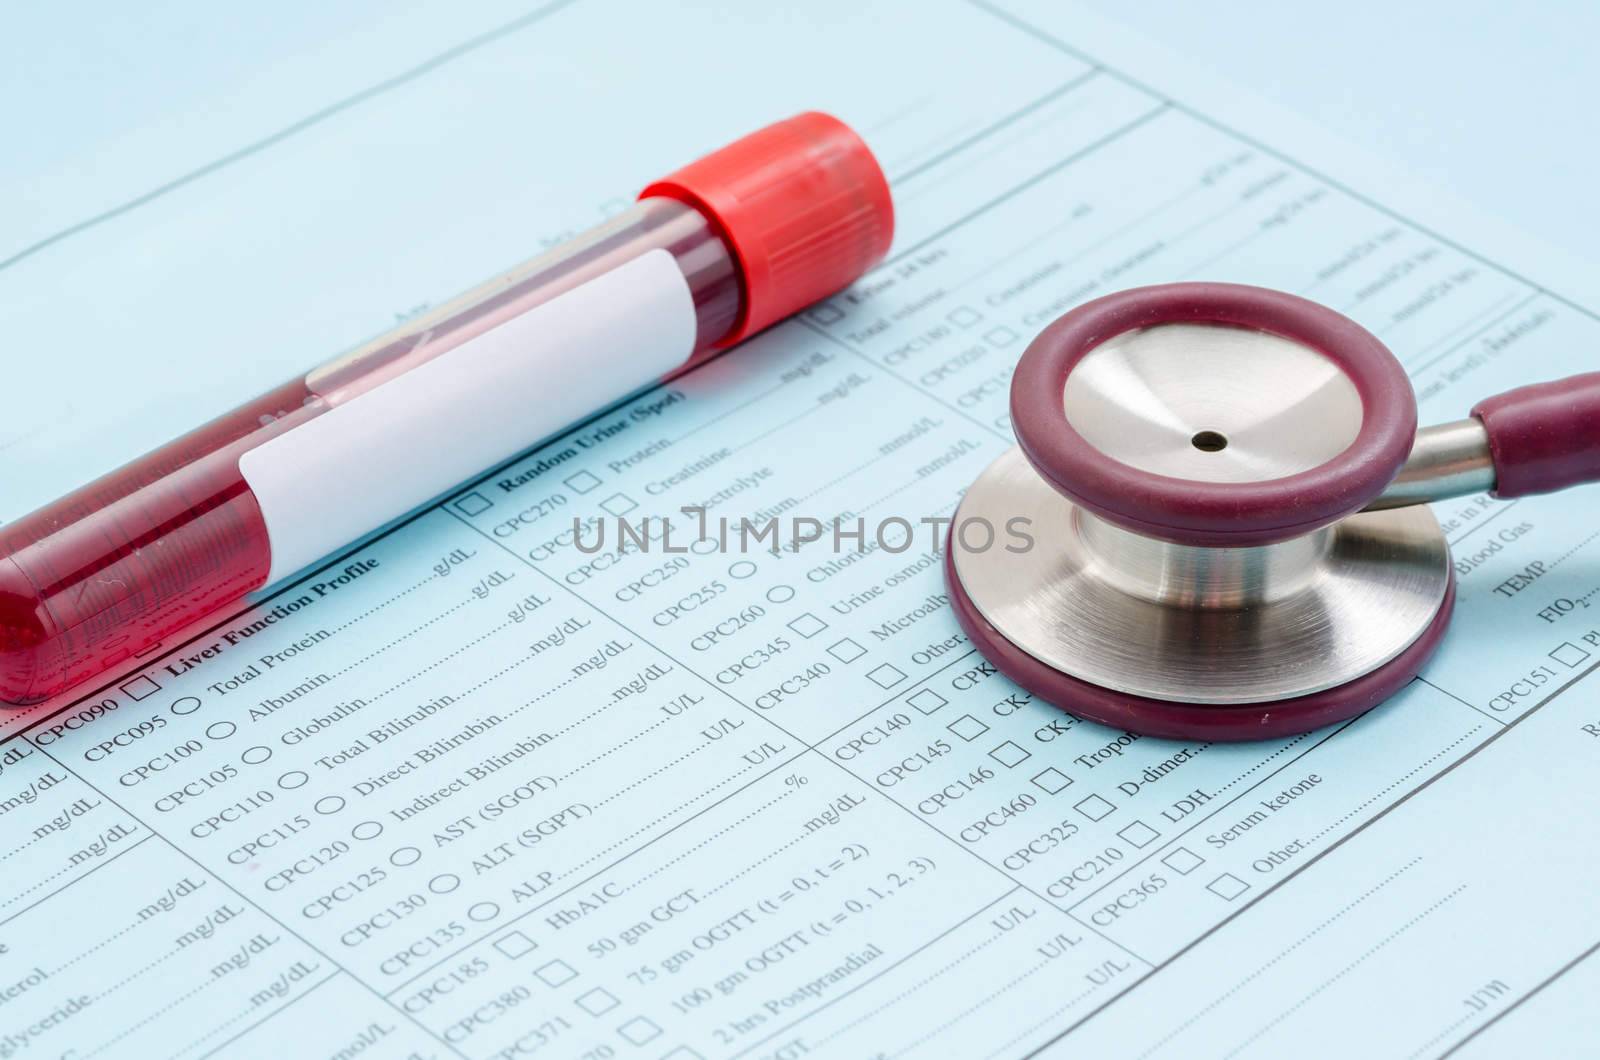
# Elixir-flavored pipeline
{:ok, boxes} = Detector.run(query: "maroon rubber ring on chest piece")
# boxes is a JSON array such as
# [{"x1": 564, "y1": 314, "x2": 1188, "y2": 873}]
[{"x1": 1010, "y1": 283, "x2": 1418, "y2": 547}]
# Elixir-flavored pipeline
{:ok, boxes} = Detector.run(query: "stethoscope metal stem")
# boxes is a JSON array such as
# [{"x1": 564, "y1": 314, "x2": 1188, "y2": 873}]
[
  {"x1": 1364, "y1": 418, "x2": 1494, "y2": 511},
  {"x1": 1075, "y1": 511, "x2": 1331, "y2": 607}
]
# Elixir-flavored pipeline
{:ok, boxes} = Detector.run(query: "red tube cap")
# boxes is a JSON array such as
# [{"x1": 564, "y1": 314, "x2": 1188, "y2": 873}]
[{"x1": 641, "y1": 112, "x2": 894, "y2": 345}]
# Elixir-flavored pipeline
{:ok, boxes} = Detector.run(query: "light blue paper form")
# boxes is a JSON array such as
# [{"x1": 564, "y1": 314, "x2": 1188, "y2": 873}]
[{"x1": 2, "y1": 2, "x2": 1596, "y2": 1057}]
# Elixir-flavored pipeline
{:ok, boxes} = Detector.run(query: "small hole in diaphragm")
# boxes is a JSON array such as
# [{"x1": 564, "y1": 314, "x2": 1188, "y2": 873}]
[{"x1": 1191, "y1": 430, "x2": 1228, "y2": 453}]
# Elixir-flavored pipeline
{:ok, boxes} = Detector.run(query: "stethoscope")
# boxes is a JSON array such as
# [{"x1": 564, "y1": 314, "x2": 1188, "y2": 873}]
[{"x1": 947, "y1": 282, "x2": 1600, "y2": 741}]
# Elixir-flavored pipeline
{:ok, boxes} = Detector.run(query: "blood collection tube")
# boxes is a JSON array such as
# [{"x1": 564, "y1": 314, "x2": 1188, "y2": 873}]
[{"x1": 0, "y1": 112, "x2": 894, "y2": 707}]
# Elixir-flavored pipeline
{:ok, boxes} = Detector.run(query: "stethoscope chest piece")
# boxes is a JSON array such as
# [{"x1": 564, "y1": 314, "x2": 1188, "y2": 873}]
[
  {"x1": 948, "y1": 450, "x2": 1454, "y2": 740},
  {"x1": 948, "y1": 283, "x2": 1459, "y2": 740}
]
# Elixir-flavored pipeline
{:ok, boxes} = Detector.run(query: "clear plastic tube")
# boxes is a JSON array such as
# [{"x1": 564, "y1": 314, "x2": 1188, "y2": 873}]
[
  {"x1": 310, "y1": 198, "x2": 740, "y2": 403},
  {"x1": 0, "y1": 111, "x2": 894, "y2": 707}
]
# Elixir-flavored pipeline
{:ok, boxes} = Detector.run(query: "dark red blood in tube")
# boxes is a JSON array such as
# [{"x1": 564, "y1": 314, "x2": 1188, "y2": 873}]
[{"x1": 0, "y1": 383, "x2": 313, "y2": 704}]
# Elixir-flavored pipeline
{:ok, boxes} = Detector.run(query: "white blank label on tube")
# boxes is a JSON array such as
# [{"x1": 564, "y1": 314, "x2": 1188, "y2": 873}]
[{"x1": 240, "y1": 249, "x2": 697, "y2": 584}]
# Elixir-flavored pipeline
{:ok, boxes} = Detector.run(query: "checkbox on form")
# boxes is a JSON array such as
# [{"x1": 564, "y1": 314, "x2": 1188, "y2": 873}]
[
  {"x1": 810, "y1": 302, "x2": 845, "y2": 325},
  {"x1": 1163, "y1": 847, "x2": 1205, "y2": 875},
  {"x1": 492, "y1": 931, "x2": 536, "y2": 959},
  {"x1": 575, "y1": 987, "x2": 619, "y2": 1016},
  {"x1": 1118, "y1": 820, "x2": 1160, "y2": 848},
  {"x1": 619, "y1": 1017, "x2": 663, "y2": 1044},
  {"x1": 827, "y1": 637, "x2": 867, "y2": 662},
  {"x1": 868, "y1": 663, "x2": 908, "y2": 689},
  {"x1": 119, "y1": 675, "x2": 160, "y2": 701},
  {"x1": 1207, "y1": 873, "x2": 1250, "y2": 901},
  {"x1": 1075, "y1": 793, "x2": 1115, "y2": 821},
  {"x1": 948, "y1": 714, "x2": 989, "y2": 741},
  {"x1": 534, "y1": 959, "x2": 577, "y2": 987},
  {"x1": 984, "y1": 325, "x2": 1020, "y2": 347},
  {"x1": 1550, "y1": 642, "x2": 1590, "y2": 668},
  {"x1": 564, "y1": 470, "x2": 602, "y2": 494},
  {"x1": 788, "y1": 613, "x2": 828, "y2": 638},
  {"x1": 1032, "y1": 767, "x2": 1072, "y2": 794},
  {"x1": 989, "y1": 740, "x2": 1031, "y2": 768},
  {"x1": 455, "y1": 491, "x2": 494, "y2": 516}
]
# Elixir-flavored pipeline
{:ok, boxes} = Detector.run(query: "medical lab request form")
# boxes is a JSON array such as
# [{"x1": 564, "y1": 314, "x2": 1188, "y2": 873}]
[{"x1": 3, "y1": 2, "x2": 1599, "y2": 1057}]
